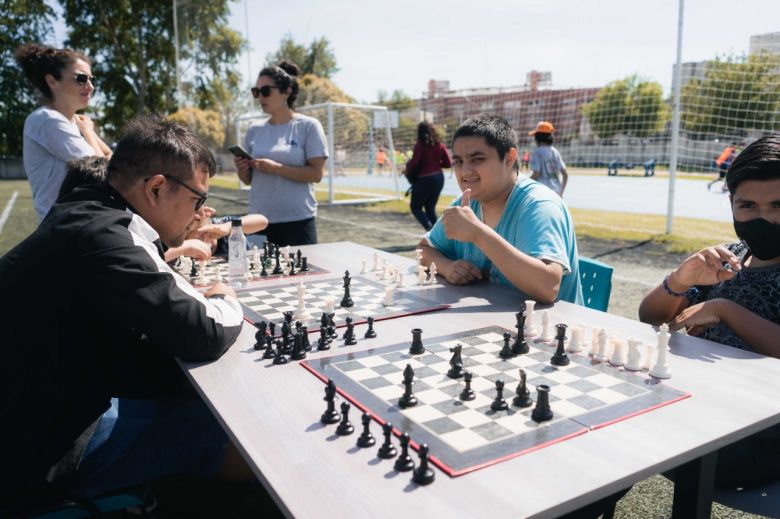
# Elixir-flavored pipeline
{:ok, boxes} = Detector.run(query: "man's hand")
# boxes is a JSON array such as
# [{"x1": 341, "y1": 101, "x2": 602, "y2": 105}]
[
  {"x1": 443, "y1": 259, "x2": 482, "y2": 285},
  {"x1": 179, "y1": 239, "x2": 212, "y2": 261},
  {"x1": 668, "y1": 246, "x2": 740, "y2": 292},
  {"x1": 204, "y1": 282, "x2": 236, "y2": 299},
  {"x1": 195, "y1": 222, "x2": 230, "y2": 241},
  {"x1": 441, "y1": 189, "x2": 483, "y2": 243},
  {"x1": 669, "y1": 298, "x2": 730, "y2": 336}
]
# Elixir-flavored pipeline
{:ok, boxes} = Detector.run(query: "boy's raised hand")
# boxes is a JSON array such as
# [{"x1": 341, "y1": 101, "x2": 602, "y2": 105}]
[
  {"x1": 668, "y1": 245, "x2": 740, "y2": 291},
  {"x1": 442, "y1": 189, "x2": 482, "y2": 243}
]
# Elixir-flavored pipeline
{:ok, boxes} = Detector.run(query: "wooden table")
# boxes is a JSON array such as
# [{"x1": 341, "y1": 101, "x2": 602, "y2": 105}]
[{"x1": 181, "y1": 242, "x2": 780, "y2": 518}]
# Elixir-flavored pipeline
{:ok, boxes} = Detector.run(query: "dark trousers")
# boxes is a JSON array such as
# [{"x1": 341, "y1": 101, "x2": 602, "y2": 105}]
[
  {"x1": 409, "y1": 172, "x2": 444, "y2": 231},
  {"x1": 255, "y1": 217, "x2": 317, "y2": 246}
]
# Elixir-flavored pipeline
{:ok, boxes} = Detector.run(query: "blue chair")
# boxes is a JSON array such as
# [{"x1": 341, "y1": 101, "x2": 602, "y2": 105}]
[{"x1": 579, "y1": 257, "x2": 613, "y2": 312}]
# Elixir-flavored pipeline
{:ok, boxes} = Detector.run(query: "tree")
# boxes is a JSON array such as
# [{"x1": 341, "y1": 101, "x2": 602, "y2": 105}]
[
  {"x1": 265, "y1": 34, "x2": 339, "y2": 78},
  {"x1": 680, "y1": 53, "x2": 780, "y2": 137},
  {"x1": 168, "y1": 107, "x2": 224, "y2": 149},
  {"x1": 376, "y1": 89, "x2": 416, "y2": 111},
  {"x1": 296, "y1": 74, "x2": 365, "y2": 144},
  {"x1": 0, "y1": 1, "x2": 54, "y2": 156},
  {"x1": 583, "y1": 75, "x2": 670, "y2": 139}
]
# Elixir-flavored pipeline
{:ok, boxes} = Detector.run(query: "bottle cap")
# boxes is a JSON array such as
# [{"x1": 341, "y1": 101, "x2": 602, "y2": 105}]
[{"x1": 231, "y1": 218, "x2": 242, "y2": 227}]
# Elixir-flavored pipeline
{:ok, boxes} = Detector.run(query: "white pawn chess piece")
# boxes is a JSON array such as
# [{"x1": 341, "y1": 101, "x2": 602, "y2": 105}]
[
  {"x1": 294, "y1": 281, "x2": 312, "y2": 321},
  {"x1": 567, "y1": 325, "x2": 584, "y2": 353},
  {"x1": 609, "y1": 336, "x2": 626, "y2": 366},
  {"x1": 360, "y1": 260, "x2": 367, "y2": 274},
  {"x1": 323, "y1": 296, "x2": 335, "y2": 315},
  {"x1": 536, "y1": 311, "x2": 552, "y2": 342},
  {"x1": 593, "y1": 329, "x2": 609, "y2": 362},
  {"x1": 625, "y1": 338, "x2": 643, "y2": 371},
  {"x1": 642, "y1": 342, "x2": 655, "y2": 371},
  {"x1": 649, "y1": 324, "x2": 672, "y2": 379},
  {"x1": 396, "y1": 271, "x2": 404, "y2": 288},
  {"x1": 427, "y1": 263, "x2": 438, "y2": 285},
  {"x1": 372, "y1": 253, "x2": 379, "y2": 271},
  {"x1": 196, "y1": 261, "x2": 207, "y2": 284},
  {"x1": 383, "y1": 286, "x2": 394, "y2": 306}
]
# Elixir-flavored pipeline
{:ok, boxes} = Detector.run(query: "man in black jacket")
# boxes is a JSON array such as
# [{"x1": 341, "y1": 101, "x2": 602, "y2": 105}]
[{"x1": 0, "y1": 117, "x2": 248, "y2": 506}]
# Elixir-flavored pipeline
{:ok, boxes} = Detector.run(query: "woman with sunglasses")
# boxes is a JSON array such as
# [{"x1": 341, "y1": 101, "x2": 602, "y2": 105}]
[
  {"x1": 16, "y1": 43, "x2": 111, "y2": 221},
  {"x1": 235, "y1": 60, "x2": 328, "y2": 246}
]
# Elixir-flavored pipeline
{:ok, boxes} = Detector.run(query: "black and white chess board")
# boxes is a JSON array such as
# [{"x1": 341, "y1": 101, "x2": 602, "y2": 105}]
[
  {"x1": 302, "y1": 325, "x2": 690, "y2": 476},
  {"x1": 181, "y1": 255, "x2": 328, "y2": 287},
  {"x1": 237, "y1": 275, "x2": 448, "y2": 331}
]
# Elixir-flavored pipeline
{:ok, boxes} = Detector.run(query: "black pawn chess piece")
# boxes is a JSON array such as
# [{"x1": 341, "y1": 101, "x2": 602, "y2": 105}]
[
  {"x1": 336, "y1": 401, "x2": 354, "y2": 435},
  {"x1": 512, "y1": 310, "x2": 530, "y2": 355},
  {"x1": 344, "y1": 320, "x2": 357, "y2": 346},
  {"x1": 272, "y1": 249, "x2": 283, "y2": 275},
  {"x1": 393, "y1": 433, "x2": 415, "y2": 472},
  {"x1": 342, "y1": 317, "x2": 353, "y2": 339},
  {"x1": 459, "y1": 371, "x2": 476, "y2": 401},
  {"x1": 262, "y1": 339, "x2": 276, "y2": 359},
  {"x1": 412, "y1": 444, "x2": 435, "y2": 485},
  {"x1": 301, "y1": 326, "x2": 312, "y2": 351},
  {"x1": 398, "y1": 364, "x2": 417, "y2": 408},
  {"x1": 272, "y1": 341, "x2": 288, "y2": 365},
  {"x1": 447, "y1": 344, "x2": 464, "y2": 379},
  {"x1": 320, "y1": 379, "x2": 341, "y2": 424},
  {"x1": 356, "y1": 412, "x2": 376, "y2": 448},
  {"x1": 291, "y1": 332, "x2": 307, "y2": 360},
  {"x1": 317, "y1": 326, "x2": 331, "y2": 351},
  {"x1": 531, "y1": 384, "x2": 554, "y2": 423},
  {"x1": 408, "y1": 328, "x2": 425, "y2": 355},
  {"x1": 512, "y1": 369, "x2": 533, "y2": 408},
  {"x1": 340, "y1": 270, "x2": 354, "y2": 308},
  {"x1": 499, "y1": 332, "x2": 514, "y2": 359},
  {"x1": 300, "y1": 257, "x2": 309, "y2": 272},
  {"x1": 377, "y1": 422, "x2": 397, "y2": 459},
  {"x1": 364, "y1": 316, "x2": 377, "y2": 339},
  {"x1": 490, "y1": 379, "x2": 509, "y2": 411},
  {"x1": 550, "y1": 323, "x2": 570, "y2": 367}
]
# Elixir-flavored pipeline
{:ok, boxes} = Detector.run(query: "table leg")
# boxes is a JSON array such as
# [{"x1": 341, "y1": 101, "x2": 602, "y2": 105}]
[{"x1": 671, "y1": 451, "x2": 718, "y2": 519}]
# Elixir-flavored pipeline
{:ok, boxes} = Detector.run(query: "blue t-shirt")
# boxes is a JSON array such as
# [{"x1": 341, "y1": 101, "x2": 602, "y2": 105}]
[{"x1": 425, "y1": 176, "x2": 583, "y2": 304}]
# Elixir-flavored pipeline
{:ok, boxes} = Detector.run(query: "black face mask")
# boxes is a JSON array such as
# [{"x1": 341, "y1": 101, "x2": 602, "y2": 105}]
[{"x1": 733, "y1": 218, "x2": 780, "y2": 261}]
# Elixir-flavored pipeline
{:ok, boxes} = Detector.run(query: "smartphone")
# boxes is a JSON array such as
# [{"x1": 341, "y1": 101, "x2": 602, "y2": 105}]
[{"x1": 229, "y1": 145, "x2": 253, "y2": 160}]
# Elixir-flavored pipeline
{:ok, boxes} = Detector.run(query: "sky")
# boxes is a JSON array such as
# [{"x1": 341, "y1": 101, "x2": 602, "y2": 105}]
[{"x1": 227, "y1": 0, "x2": 780, "y2": 101}]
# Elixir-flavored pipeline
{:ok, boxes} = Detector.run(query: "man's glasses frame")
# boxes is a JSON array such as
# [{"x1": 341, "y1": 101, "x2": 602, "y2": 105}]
[
  {"x1": 74, "y1": 73, "x2": 96, "y2": 86},
  {"x1": 250, "y1": 85, "x2": 280, "y2": 99},
  {"x1": 144, "y1": 175, "x2": 208, "y2": 211}
]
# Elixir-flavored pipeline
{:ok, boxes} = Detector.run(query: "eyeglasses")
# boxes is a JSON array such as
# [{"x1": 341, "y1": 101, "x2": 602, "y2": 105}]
[
  {"x1": 250, "y1": 85, "x2": 280, "y2": 98},
  {"x1": 74, "y1": 73, "x2": 96, "y2": 86},
  {"x1": 144, "y1": 175, "x2": 208, "y2": 211}
]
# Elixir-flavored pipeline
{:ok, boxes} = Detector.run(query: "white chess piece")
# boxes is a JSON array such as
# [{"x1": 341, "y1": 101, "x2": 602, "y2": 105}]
[
  {"x1": 378, "y1": 265, "x2": 386, "y2": 280},
  {"x1": 567, "y1": 325, "x2": 584, "y2": 353},
  {"x1": 323, "y1": 296, "x2": 335, "y2": 315},
  {"x1": 213, "y1": 265, "x2": 223, "y2": 283},
  {"x1": 427, "y1": 262, "x2": 438, "y2": 285},
  {"x1": 383, "y1": 286, "x2": 394, "y2": 306},
  {"x1": 196, "y1": 261, "x2": 207, "y2": 284},
  {"x1": 609, "y1": 336, "x2": 626, "y2": 366},
  {"x1": 589, "y1": 328, "x2": 599, "y2": 356},
  {"x1": 294, "y1": 281, "x2": 312, "y2": 321},
  {"x1": 536, "y1": 311, "x2": 552, "y2": 342},
  {"x1": 415, "y1": 249, "x2": 423, "y2": 266},
  {"x1": 625, "y1": 338, "x2": 643, "y2": 371},
  {"x1": 524, "y1": 300, "x2": 538, "y2": 336},
  {"x1": 396, "y1": 272, "x2": 404, "y2": 288},
  {"x1": 649, "y1": 324, "x2": 672, "y2": 379},
  {"x1": 593, "y1": 329, "x2": 609, "y2": 362},
  {"x1": 642, "y1": 343, "x2": 655, "y2": 371},
  {"x1": 360, "y1": 260, "x2": 367, "y2": 274},
  {"x1": 372, "y1": 253, "x2": 379, "y2": 271},
  {"x1": 417, "y1": 265, "x2": 427, "y2": 286}
]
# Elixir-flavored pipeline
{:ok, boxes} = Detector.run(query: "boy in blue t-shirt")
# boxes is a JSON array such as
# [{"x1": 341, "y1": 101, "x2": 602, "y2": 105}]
[{"x1": 420, "y1": 115, "x2": 583, "y2": 305}]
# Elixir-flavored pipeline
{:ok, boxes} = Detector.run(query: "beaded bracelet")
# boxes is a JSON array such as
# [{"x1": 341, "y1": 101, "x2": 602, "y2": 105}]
[{"x1": 662, "y1": 275, "x2": 699, "y2": 300}]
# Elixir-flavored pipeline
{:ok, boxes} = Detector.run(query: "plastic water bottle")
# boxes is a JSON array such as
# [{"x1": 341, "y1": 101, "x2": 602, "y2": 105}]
[{"x1": 228, "y1": 218, "x2": 247, "y2": 288}]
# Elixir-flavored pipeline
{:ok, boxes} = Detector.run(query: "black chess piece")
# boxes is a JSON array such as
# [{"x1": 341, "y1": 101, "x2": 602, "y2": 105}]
[
  {"x1": 300, "y1": 257, "x2": 309, "y2": 272},
  {"x1": 189, "y1": 260, "x2": 198, "y2": 278},
  {"x1": 269, "y1": 322, "x2": 276, "y2": 337},
  {"x1": 344, "y1": 320, "x2": 357, "y2": 346},
  {"x1": 327, "y1": 313, "x2": 338, "y2": 339},
  {"x1": 459, "y1": 371, "x2": 476, "y2": 401},
  {"x1": 340, "y1": 270, "x2": 354, "y2": 307},
  {"x1": 409, "y1": 328, "x2": 425, "y2": 355},
  {"x1": 550, "y1": 323, "x2": 570, "y2": 367},
  {"x1": 412, "y1": 444, "x2": 435, "y2": 485},
  {"x1": 262, "y1": 338, "x2": 276, "y2": 359},
  {"x1": 342, "y1": 317, "x2": 353, "y2": 339},
  {"x1": 288, "y1": 258, "x2": 296, "y2": 275},
  {"x1": 291, "y1": 332, "x2": 307, "y2": 360},
  {"x1": 295, "y1": 321, "x2": 302, "y2": 332},
  {"x1": 398, "y1": 364, "x2": 417, "y2": 408},
  {"x1": 272, "y1": 341, "x2": 288, "y2": 365},
  {"x1": 284, "y1": 311, "x2": 294, "y2": 326},
  {"x1": 335, "y1": 401, "x2": 354, "y2": 435},
  {"x1": 377, "y1": 422, "x2": 397, "y2": 459},
  {"x1": 300, "y1": 326, "x2": 312, "y2": 351},
  {"x1": 296, "y1": 249, "x2": 303, "y2": 268},
  {"x1": 253, "y1": 321, "x2": 268, "y2": 350},
  {"x1": 447, "y1": 344, "x2": 464, "y2": 379},
  {"x1": 272, "y1": 249, "x2": 283, "y2": 275},
  {"x1": 393, "y1": 433, "x2": 415, "y2": 472},
  {"x1": 499, "y1": 332, "x2": 515, "y2": 359},
  {"x1": 364, "y1": 316, "x2": 377, "y2": 339},
  {"x1": 356, "y1": 412, "x2": 376, "y2": 448},
  {"x1": 262, "y1": 241, "x2": 269, "y2": 261},
  {"x1": 260, "y1": 259, "x2": 268, "y2": 277},
  {"x1": 317, "y1": 326, "x2": 331, "y2": 351},
  {"x1": 531, "y1": 384, "x2": 554, "y2": 423},
  {"x1": 512, "y1": 310, "x2": 530, "y2": 355},
  {"x1": 512, "y1": 369, "x2": 533, "y2": 408},
  {"x1": 320, "y1": 379, "x2": 341, "y2": 424},
  {"x1": 490, "y1": 379, "x2": 509, "y2": 411}
]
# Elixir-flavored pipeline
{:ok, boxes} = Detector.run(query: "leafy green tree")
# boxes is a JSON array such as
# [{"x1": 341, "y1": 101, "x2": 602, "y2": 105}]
[
  {"x1": 376, "y1": 89, "x2": 416, "y2": 111},
  {"x1": 168, "y1": 106, "x2": 224, "y2": 148},
  {"x1": 583, "y1": 75, "x2": 670, "y2": 139},
  {"x1": 680, "y1": 52, "x2": 780, "y2": 136},
  {"x1": 0, "y1": 0, "x2": 54, "y2": 155},
  {"x1": 266, "y1": 33, "x2": 338, "y2": 78}
]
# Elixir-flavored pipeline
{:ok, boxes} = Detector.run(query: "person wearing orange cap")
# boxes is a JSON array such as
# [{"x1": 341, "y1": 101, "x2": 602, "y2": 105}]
[{"x1": 528, "y1": 121, "x2": 569, "y2": 196}]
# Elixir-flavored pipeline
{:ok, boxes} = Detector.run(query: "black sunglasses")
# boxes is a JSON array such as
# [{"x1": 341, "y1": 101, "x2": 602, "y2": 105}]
[
  {"x1": 250, "y1": 85, "x2": 280, "y2": 98},
  {"x1": 74, "y1": 73, "x2": 96, "y2": 86},
  {"x1": 144, "y1": 175, "x2": 208, "y2": 211}
]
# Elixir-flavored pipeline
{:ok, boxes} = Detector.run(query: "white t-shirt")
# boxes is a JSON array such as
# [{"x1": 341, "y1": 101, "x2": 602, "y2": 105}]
[
  {"x1": 243, "y1": 113, "x2": 328, "y2": 223},
  {"x1": 23, "y1": 106, "x2": 95, "y2": 220},
  {"x1": 530, "y1": 145, "x2": 566, "y2": 196}
]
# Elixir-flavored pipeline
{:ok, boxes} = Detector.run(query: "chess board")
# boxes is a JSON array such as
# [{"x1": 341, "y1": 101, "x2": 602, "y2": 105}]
[
  {"x1": 236, "y1": 275, "x2": 448, "y2": 332},
  {"x1": 181, "y1": 255, "x2": 328, "y2": 287},
  {"x1": 302, "y1": 325, "x2": 690, "y2": 477}
]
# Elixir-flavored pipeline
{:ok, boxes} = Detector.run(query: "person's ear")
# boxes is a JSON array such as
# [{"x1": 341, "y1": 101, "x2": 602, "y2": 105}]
[
  {"x1": 505, "y1": 148, "x2": 519, "y2": 170},
  {"x1": 144, "y1": 174, "x2": 165, "y2": 207},
  {"x1": 44, "y1": 73, "x2": 58, "y2": 92}
]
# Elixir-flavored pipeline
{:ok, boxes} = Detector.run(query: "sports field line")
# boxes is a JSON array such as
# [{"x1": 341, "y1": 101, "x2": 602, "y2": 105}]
[{"x1": 0, "y1": 191, "x2": 19, "y2": 235}]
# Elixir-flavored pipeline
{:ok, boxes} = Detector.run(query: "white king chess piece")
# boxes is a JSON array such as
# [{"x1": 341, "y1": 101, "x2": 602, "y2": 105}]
[
  {"x1": 293, "y1": 281, "x2": 312, "y2": 321},
  {"x1": 649, "y1": 324, "x2": 672, "y2": 379},
  {"x1": 524, "y1": 300, "x2": 538, "y2": 336}
]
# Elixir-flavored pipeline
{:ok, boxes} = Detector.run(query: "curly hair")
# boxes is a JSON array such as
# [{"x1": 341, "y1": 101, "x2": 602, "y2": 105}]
[
  {"x1": 258, "y1": 59, "x2": 301, "y2": 109},
  {"x1": 15, "y1": 43, "x2": 90, "y2": 101}
]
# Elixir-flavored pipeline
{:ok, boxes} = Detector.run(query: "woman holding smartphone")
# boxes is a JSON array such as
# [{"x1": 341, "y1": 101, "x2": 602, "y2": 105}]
[
  {"x1": 16, "y1": 43, "x2": 111, "y2": 221},
  {"x1": 234, "y1": 60, "x2": 328, "y2": 246}
]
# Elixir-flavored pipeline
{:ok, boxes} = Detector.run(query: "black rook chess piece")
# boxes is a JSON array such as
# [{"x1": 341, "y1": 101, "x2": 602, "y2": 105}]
[
  {"x1": 512, "y1": 310, "x2": 530, "y2": 355},
  {"x1": 377, "y1": 422, "x2": 397, "y2": 459},
  {"x1": 490, "y1": 379, "x2": 509, "y2": 411},
  {"x1": 364, "y1": 316, "x2": 377, "y2": 339},
  {"x1": 412, "y1": 444, "x2": 435, "y2": 485},
  {"x1": 398, "y1": 364, "x2": 417, "y2": 408},
  {"x1": 512, "y1": 369, "x2": 533, "y2": 408},
  {"x1": 336, "y1": 401, "x2": 354, "y2": 435},
  {"x1": 408, "y1": 328, "x2": 425, "y2": 355},
  {"x1": 459, "y1": 371, "x2": 476, "y2": 401},
  {"x1": 550, "y1": 323, "x2": 570, "y2": 367},
  {"x1": 320, "y1": 379, "x2": 341, "y2": 424},
  {"x1": 531, "y1": 384, "x2": 554, "y2": 423},
  {"x1": 317, "y1": 327, "x2": 331, "y2": 351},
  {"x1": 393, "y1": 433, "x2": 415, "y2": 472},
  {"x1": 356, "y1": 412, "x2": 376, "y2": 448}
]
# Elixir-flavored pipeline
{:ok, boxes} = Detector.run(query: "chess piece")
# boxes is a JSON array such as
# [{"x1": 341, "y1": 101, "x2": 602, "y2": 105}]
[
  {"x1": 550, "y1": 323, "x2": 570, "y2": 366},
  {"x1": 490, "y1": 379, "x2": 509, "y2": 411},
  {"x1": 447, "y1": 344, "x2": 464, "y2": 379},
  {"x1": 320, "y1": 379, "x2": 341, "y2": 424},
  {"x1": 625, "y1": 338, "x2": 643, "y2": 371},
  {"x1": 396, "y1": 271, "x2": 404, "y2": 288},
  {"x1": 512, "y1": 369, "x2": 533, "y2": 407},
  {"x1": 288, "y1": 257, "x2": 296, "y2": 275},
  {"x1": 294, "y1": 281, "x2": 312, "y2": 321},
  {"x1": 531, "y1": 385, "x2": 554, "y2": 423},
  {"x1": 364, "y1": 316, "x2": 377, "y2": 339},
  {"x1": 383, "y1": 286, "x2": 394, "y2": 307},
  {"x1": 512, "y1": 310, "x2": 530, "y2": 355},
  {"x1": 253, "y1": 321, "x2": 268, "y2": 350},
  {"x1": 268, "y1": 322, "x2": 276, "y2": 337},
  {"x1": 317, "y1": 326, "x2": 331, "y2": 351},
  {"x1": 340, "y1": 270, "x2": 354, "y2": 307},
  {"x1": 272, "y1": 248, "x2": 283, "y2": 275},
  {"x1": 336, "y1": 401, "x2": 354, "y2": 435},
  {"x1": 642, "y1": 342, "x2": 655, "y2": 371},
  {"x1": 296, "y1": 249, "x2": 302, "y2": 268},
  {"x1": 393, "y1": 433, "x2": 415, "y2": 472},
  {"x1": 273, "y1": 341, "x2": 288, "y2": 365},
  {"x1": 536, "y1": 311, "x2": 552, "y2": 342},
  {"x1": 609, "y1": 336, "x2": 626, "y2": 367},
  {"x1": 356, "y1": 412, "x2": 376, "y2": 448},
  {"x1": 260, "y1": 260, "x2": 268, "y2": 277},
  {"x1": 327, "y1": 313, "x2": 338, "y2": 339},
  {"x1": 360, "y1": 260, "x2": 368, "y2": 274},
  {"x1": 291, "y1": 332, "x2": 307, "y2": 360},
  {"x1": 300, "y1": 326, "x2": 311, "y2": 352},
  {"x1": 567, "y1": 325, "x2": 584, "y2": 353},
  {"x1": 300, "y1": 257, "x2": 309, "y2": 272},
  {"x1": 412, "y1": 444, "x2": 435, "y2": 485},
  {"x1": 459, "y1": 371, "x2": 476, "y2": 401},
  {"x1": 262, "y1": 339, "x2": 276, "y2": 359},
  {"x1": 427, "y1": 262, "x2": 438, "y2": 285},
  {"x1": 399, "y1": 364, "x2": 418, "y2": 408},
  {"x1": 524, "y1": 300, "x2": 538, "y2": 336},
  {"x1": 409, "y1": 328, "x2": 425, "y2": 355},
  {"x1": 324, "y1": 296, "x2": 335, "y2": 315},
  {"x1": 593, "y1": 329, "x2": 609, "y2": 362},
  {"x1": 377, "y1": 422, "x2": 397, "y2": 459},
  {"x1": 417, "y1": 265, "x2": 427, "y2": 286},
  {"x1": 372, "y1": 252, "x2": 380, "y2": 271},
  {"x1": 343, "y1": 318, "x2": 358, "y2": 346},
  {"x1": 415, "y1": 249, "x2": 423, "y2": 266},
  {"x1": 649, "y1": 324, "x2": 672, "y2": 379},
  {"x1": 499, "y1": 332, "x2": 514, "y2": 359}
]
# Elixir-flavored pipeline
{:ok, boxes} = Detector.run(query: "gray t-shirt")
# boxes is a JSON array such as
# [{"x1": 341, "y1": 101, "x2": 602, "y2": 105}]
[
  {"x1": 530, "y1": 145, "x2": 566, "y2": 195},
  {"x1": 243, "y1": 113, "x2": 328, "y2": 223},
  {"x1": 23, "y1": 106, "x2": 95, "y2": 220}
]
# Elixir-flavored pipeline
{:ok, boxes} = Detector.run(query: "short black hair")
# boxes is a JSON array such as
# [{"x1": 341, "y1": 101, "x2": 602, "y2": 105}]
[
  {"x1": 59, "y1": 156, "x2": 108, "y2": 198},
  {"x1": 259, "y1": 60, "x2": 300, "y2": 109},
  {"x1": 726, "y1": 134, "x2": 780, "y2": 194},
  {"x1": 107, "y1": 116, "x2": 216, "y2": 189},
  {"x1": 452, "y1": 114, "x2": 518, "y2": 170},
  {"x1": 534, "y1": 132, "x2": 554, "y2": 145}
]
